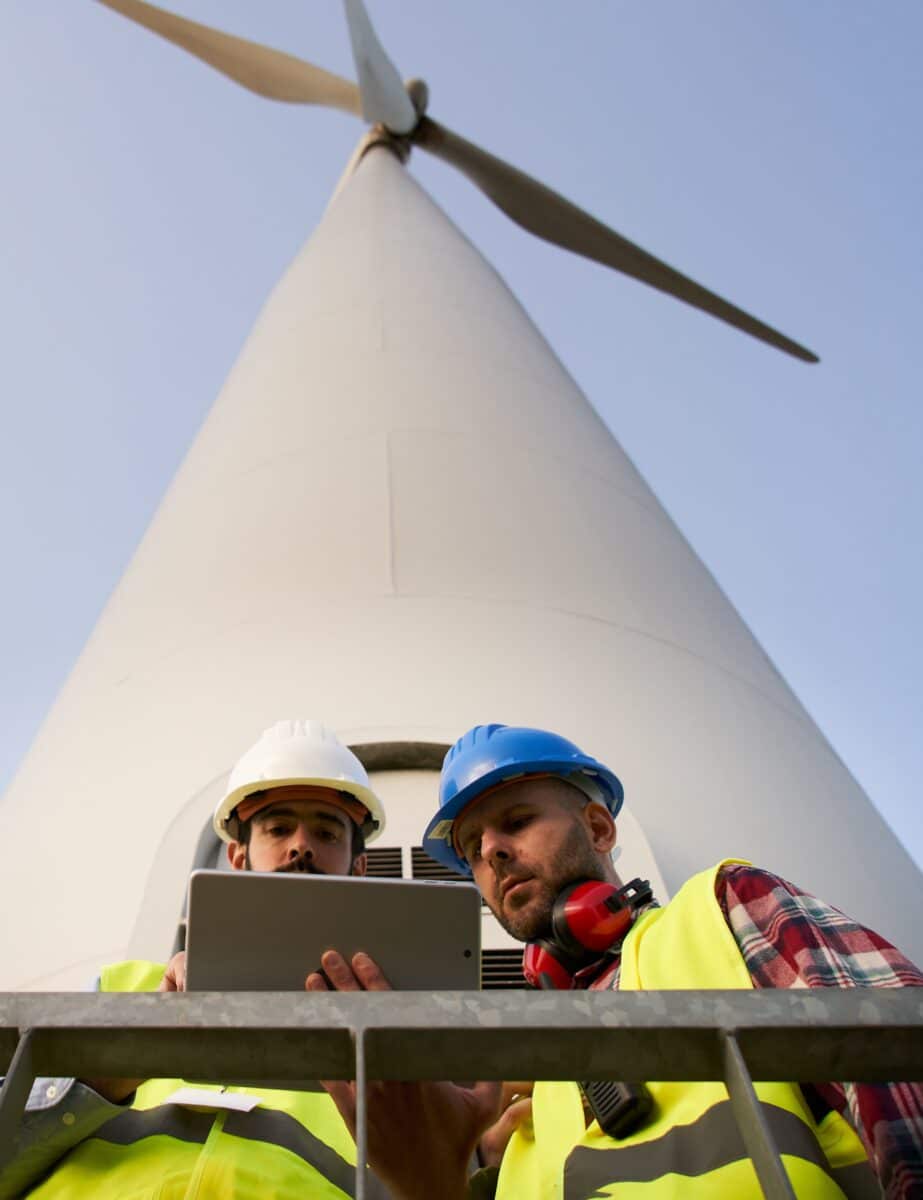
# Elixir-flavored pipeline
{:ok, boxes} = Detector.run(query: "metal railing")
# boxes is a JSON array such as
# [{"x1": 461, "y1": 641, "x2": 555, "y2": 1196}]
[{"x1": 2, "y1": 989, "x2": 922, "y2": 1199}]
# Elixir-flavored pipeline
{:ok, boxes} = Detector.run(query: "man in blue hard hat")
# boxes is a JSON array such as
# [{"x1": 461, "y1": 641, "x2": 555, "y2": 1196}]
[
  {"x1": 423, "y1": 723, "x2": 626, "y2": 946},
  {"x1": 317, "y1": 723, "x2": 923, "y2": 1200},
  {"x1": 423, "y1": 723, "x2": 923, "y2": 1200}
]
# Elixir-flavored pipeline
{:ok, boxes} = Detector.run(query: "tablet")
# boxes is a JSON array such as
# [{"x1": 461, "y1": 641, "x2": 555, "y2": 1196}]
[{"x1": 184, "y1": 870, "x2": 482, "y2": 991}]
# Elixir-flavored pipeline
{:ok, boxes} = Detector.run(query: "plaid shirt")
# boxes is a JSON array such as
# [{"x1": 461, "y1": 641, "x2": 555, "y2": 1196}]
[{"x1": 593, "y1": 863, "x2": 923, "y2": 1199}]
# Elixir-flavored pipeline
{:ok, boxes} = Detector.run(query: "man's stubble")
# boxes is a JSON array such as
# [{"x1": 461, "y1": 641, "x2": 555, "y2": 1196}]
[{"x1": 492, "y1": 819, "x2": 605, "y2": 943}]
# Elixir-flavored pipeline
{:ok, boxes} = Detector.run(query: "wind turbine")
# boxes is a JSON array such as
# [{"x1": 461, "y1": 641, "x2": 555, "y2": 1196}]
[
  {"x1": 92, "y1": 0, "x2": 817, "y2": 364},
  {"x1": 1, "y1": 0, "x2": 920, "y2": 990}
]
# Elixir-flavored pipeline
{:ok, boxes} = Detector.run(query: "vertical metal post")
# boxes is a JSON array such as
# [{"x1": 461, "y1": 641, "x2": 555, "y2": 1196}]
[
  {"x1": 0, "y1": 1030, "x2": 35, "y2": 1166},
  {"x1": 354, "y1": 1026, "x2": 368, "y2": 1200},
  {"x1": 722, "y1": 1031, "x2": 796, "y2": 1200}
]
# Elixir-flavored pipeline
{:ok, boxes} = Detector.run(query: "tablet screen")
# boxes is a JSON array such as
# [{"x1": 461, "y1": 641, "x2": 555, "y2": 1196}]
[{"x1": 185, "y1": 870, "x2": 481, "y2": 991}]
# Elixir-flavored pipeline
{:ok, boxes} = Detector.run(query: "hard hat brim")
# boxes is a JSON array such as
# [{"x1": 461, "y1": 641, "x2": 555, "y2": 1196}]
[{"x1": 214, "y1": 776, "x2": 385, "y2": 844}]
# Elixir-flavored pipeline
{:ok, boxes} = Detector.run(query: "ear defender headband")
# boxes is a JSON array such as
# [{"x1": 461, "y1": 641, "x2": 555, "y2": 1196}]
[{"x1": 522, "y1": 877, "x2": 653, "y2": 990}]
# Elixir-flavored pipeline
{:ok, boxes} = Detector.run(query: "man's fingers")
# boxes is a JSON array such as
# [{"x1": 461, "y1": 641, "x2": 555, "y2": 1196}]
[
  {"x1": 317, "y1": 950, "x2": 393, "y2": 991},
  {"x1": 499, "y1": 1081, "x2": 534, "y2": 1107},
  {"x1": 305, "y1": 971, "x2": 329, "y2": 991},
  {"x1": 501, "y1": 1096, "x2": 533, "y2": 1130},
  {"x1": 477, "y1": 1090, "x2": 533, "y2": 1168},
  {"x1": 320, "y1": 1079, "x2": 358, "y2": 1134},
  {"x1": 320, "y1": 950, "x2": 363, "y2": 991},
  {"x1": 350, "y1": 952, "x2": 392, "y2": 991}
]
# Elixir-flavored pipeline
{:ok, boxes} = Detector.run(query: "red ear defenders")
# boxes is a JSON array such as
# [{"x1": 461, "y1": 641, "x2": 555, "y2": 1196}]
[{"x1": 522, "y1": 877, "x2": 653, "y2": 990}]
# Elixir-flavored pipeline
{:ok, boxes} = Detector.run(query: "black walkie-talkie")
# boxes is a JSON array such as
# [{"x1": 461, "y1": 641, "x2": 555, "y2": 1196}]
[{"x1": 579, "y1": 1079, "x2": 654, "y2": 1138}]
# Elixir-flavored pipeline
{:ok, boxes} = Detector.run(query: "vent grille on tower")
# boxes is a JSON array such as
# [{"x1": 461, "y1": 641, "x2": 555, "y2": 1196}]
[
  {"x1": 481, "y1": 948, "x2": 528, "y2": 990},
  {"x1": 364, "y1": 846, "x2": 403, "y2": 878},
  {"x1": 411, "y1": 845, "x2": 489, "y2": 911},
  {"x1": 410, "y1": 845, "x2": 468, "y2": 883}
]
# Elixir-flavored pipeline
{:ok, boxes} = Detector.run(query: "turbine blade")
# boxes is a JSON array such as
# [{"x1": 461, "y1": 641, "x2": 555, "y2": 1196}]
[
  {"x1": 342, "y1": 0, "x2": 417, "y2": 134},
  {"x1": 414, "y1": 117, "x2": 818, "y2": 363},
  {"x1": 95, "y1": 0, "x2": 361, "y2": 115}
]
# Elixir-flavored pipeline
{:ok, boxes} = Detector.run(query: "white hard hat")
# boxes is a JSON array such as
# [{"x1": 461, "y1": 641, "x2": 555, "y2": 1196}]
[{"x1": 213, "y1": 720, "x2": 385, "y2": 844}]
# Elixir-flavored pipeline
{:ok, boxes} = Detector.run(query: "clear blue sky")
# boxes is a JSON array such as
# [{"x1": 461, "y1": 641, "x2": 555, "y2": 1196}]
[{"x1": 2, "y1": 1, "x2": 921, "y2": 869}]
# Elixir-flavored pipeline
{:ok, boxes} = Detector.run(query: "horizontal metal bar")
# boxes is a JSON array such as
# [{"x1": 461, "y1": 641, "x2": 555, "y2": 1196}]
[{"x1": 0, "y1": 989, "x2": 920, "y2": 1083}]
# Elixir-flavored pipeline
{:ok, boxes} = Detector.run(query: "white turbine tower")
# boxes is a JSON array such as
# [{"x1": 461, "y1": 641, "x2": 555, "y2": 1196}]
[{"x1": 2, "y1": 0, "x2": 921, "y2": 990}]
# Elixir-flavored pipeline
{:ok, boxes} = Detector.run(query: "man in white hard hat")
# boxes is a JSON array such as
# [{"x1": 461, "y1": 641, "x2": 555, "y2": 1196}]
[
  {"x1": 213, "y1": 716, "x2": 384, "y2": 879},
  {"x1": 4, "y1": 720, "x2": 387, "y2": 1200}
]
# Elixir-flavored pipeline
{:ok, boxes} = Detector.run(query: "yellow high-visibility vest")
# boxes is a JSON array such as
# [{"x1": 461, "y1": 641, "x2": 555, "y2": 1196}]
[
  {"x1": 496, "y1": 861, "x2": 875, "y2": 1200},
  {"x1": 28, "y1": 960, "x2": 368, "y2": 1200}
]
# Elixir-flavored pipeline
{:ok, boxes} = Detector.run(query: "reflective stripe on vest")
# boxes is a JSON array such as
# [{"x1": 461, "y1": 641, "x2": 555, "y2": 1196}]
[
  {"x1": 496, "y1": 860, "x2": 871, "y2": 1200},
  {"x1": 563, "y1": 1100, "x2": 857, "y2": 1195},
  {"x1": 96, "y1": 1103, "x2": 214, "y2": 1146},
  {"x1": 91, "y1": 1103, "x2": 362, "y2": 1196}
]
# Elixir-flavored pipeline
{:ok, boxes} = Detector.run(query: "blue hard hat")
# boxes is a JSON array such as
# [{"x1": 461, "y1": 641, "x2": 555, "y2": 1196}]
[{"x1": 422, "y1": 724, "x2": 624, "y2": 876}]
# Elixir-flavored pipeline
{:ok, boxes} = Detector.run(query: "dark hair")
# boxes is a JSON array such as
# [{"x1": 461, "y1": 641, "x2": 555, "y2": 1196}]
[{"x1": 232, "y1": 796, "x2": 367, "y2": 862}]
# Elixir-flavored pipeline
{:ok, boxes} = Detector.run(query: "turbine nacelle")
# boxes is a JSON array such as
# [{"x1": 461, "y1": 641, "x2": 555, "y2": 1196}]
[
  {"x1": 405, "y1": 79, "x2": 430, "y2": 122},
  {"x1": 94, "y1": 0, "x2": 817, "y2": 364}
]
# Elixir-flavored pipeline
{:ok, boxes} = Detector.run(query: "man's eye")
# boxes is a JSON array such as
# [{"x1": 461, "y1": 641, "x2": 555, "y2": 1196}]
[
  {"x1": 317, "y1": 828, "x2": 340, "y2": 842},
  {"x1": 266, "y1": 824, "x2": 291, "y2": 838}
]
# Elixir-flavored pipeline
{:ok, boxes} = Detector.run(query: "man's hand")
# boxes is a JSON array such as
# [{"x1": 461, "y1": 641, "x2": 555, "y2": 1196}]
[
  {"x1": 307, "y1": 951, "x2": 502, "y2": 1200},
  {"x1": 158, "y1": 951, "x2": 187, "y2": 992},
  {"x1": 305, "y1": 948, "x2": 385, "y2": 993},
  {"x1": 478, "y1": 1082, "x2": 534, "y2": 1168}
]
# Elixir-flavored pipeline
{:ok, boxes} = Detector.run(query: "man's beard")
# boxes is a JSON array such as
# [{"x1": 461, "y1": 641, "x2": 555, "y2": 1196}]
[{"x1": 491, "y1": 820, "x2": 606, "y2": 943}]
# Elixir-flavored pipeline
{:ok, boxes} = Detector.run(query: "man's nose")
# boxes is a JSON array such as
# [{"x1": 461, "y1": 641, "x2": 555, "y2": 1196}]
[
  {"x1": 286, "y1": 824, "x2": 312, "y2": 859},
  {"x1": 480, "y1": 829, "x2": 512, "y2": 868}
]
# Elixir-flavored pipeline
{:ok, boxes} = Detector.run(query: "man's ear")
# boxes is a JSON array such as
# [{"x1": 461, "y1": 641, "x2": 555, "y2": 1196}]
[
  {"x1": 351, "y1": 852, "x2": 368, "y2": 877},
  {"x1": 584, "y1": 802, "x2": 617, "y2": 856},
  {"x1": 227, "y1": 841, "x2": 247, "y2": 871}
]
